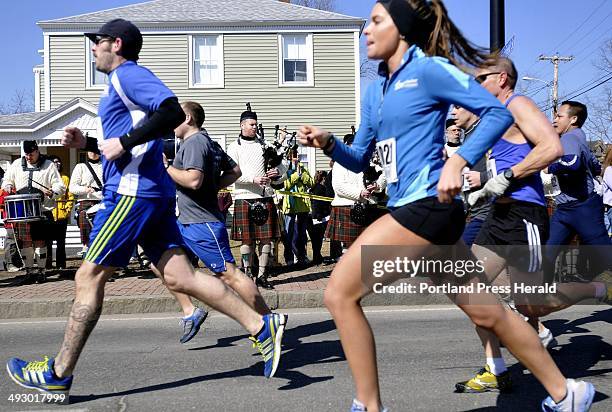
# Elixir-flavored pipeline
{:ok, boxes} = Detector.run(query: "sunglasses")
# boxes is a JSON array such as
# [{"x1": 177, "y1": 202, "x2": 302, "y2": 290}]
[
  {"x1": 93, "y1": 36, "x2": 115, "y2": 46},
  {"x1": 474, "y1": 72, "x2": 501, "y2": 84}
]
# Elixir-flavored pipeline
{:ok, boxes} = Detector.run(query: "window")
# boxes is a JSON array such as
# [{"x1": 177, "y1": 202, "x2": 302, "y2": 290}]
[
  {"x1": 296, "y1": 145, "x2": 316, "y2": 175},
  {"x1": 85, "y1": 41, "x2": 108, "y2": 88},
  {"x1": 279, "y1": 34, "x2": 313, "y2": 86},
  {"x1": 190, "y1": 35, "x2": 224, "y2": 88}
]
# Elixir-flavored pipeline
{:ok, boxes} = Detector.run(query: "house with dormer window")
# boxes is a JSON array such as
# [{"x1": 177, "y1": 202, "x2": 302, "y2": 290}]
[{"x1": 0, "y1": 0, "x2": 364, "y2": 176}]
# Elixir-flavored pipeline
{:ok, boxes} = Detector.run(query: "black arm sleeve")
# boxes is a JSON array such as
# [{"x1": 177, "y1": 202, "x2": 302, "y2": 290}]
[{"x1": 119, "y1": 97, "x2": 186, "y2": 151}]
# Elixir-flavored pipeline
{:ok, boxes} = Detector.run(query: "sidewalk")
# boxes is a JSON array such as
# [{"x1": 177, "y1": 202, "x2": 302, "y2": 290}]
[{"x1": 0, "y1": 259, "x2": 447, "y2": 319}]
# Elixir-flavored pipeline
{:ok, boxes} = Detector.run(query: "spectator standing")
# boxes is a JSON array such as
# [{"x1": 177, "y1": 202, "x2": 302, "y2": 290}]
[{"x1": 46, "y1": 156, "x2": 74, "y2": 270}]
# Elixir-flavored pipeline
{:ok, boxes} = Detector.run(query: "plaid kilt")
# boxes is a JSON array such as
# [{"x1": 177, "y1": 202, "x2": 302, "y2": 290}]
[
  {"x1": 14, "y1": 212, "x2": 52, "y2": 246},
  {"x1": 231, "y1": 198, "x2": 281, "y2": 242},
  {"x1": 325, "y1": 206, "x2": 364, "y2": 244},
  {"x1": 77, "y1": 200, "x2": 99, "y2": 245}
]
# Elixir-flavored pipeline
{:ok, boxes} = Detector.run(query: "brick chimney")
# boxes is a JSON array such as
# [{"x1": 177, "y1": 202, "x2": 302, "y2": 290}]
[{"x1": 279, "y1": 0, "x2": 290, "y2": 3}]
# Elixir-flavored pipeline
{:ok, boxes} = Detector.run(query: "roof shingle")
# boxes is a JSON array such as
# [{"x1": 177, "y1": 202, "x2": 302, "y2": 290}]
[
  {"x1": 38, "y1": 0, "x2": 363, "y2": 26},
  {"x1": 0, "y1": 112, "x2": 49, "y2": 127}
]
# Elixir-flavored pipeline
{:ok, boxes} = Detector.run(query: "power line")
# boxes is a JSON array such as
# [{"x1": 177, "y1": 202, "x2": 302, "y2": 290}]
[
  {"x1": 527, "y1": 12, "x2": 611, "y2": 82},
  {"x1": 525, "y1": 83, "x2": 549, "y2": 97},
  {"x1": 561, "y1": 10, "x2": 612, "y2": 56},
  {"x1": 532, "y1": 71, "x2": 611, "y2": 107},
  {"x1": 558, "y1": 71, "x2": 612, "y2": 101},
  {"x1": 549, "y1": 0, "x2": 607, "y2": 53},
  {"x1": 541, "y1": 74, "x2": 612, "y2": 111},
  {"x1": 558, "y1": 35, "x2": 611, "y2": 78},
  {"x1": 521, "y1": 0, "x2": 607, "y2": 76},
  {"x1": 565, "y1": 74, "x2": 612, "y2": 100}
]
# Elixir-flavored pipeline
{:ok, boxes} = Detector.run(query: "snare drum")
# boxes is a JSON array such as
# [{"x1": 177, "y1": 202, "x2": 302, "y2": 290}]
[{"x1": 4, "y1": 194, "x2": 43, "y2": 223}]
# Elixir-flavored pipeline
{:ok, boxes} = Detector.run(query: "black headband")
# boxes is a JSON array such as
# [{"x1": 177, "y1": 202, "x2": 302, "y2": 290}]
[{"x1": 377, "y1": 0, "x2": 433, "y2": 49}]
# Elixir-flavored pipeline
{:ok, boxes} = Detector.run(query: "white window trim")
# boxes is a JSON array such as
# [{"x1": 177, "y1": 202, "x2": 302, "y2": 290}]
[
  {"x1": 302, "y1": 146, "x2": 316, "y2": 175},
  {"x1": 33, "y1": 67, "x2": 42, "y2": 112},
  {"x1": 278, "y1": 33, "x2": 314, "y2": 87},
  {"x1": 189, "y1": 34, "x2": 225, "y2": 89},
  {"x1": 84, "y1": 38, "x2": 107, "y2": 90},
  {"x1": 44, "y1": 34, "x2": 50, "y2": 110}
]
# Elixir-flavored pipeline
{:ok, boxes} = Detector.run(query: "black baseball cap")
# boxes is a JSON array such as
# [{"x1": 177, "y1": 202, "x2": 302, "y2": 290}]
[
  {"x1": 23, "y1": 140, "x2": 38, "y2": 154},
  {"x1": 85, "y1": 18, "x2": 143, "y2": 61}
]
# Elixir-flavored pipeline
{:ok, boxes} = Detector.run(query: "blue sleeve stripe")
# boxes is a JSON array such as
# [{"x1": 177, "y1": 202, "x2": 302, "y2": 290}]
[
  {"x1": 549, "y1": 155, "x2": 581, "y2": 174},
  {"x1": 558, "y1": 155, "x2": 579, "y2": 167},
  {"x1": 432, "y1": 58, "x2": 470, "y2": 89}
]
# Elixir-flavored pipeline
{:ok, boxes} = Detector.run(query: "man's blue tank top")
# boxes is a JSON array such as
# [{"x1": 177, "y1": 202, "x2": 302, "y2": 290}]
[{"x1": 488, "y1": 94, "x2": 545, "y2": 206}]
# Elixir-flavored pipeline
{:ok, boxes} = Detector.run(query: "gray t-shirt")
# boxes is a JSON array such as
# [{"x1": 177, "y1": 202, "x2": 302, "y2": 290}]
[{"x1": 173, "y1": 132, "x2": 237, "y2": 224}]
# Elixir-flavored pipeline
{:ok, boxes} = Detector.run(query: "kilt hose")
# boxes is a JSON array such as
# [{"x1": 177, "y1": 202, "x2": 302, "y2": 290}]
[
  {"x1": 231, "y1": 198, "x2": 281, "y2": 243},
  {"x1": 325, "y1": 206, "x2": 364, "y2": 245},
  {"x1": 77, "y1": 200, "x2": 99, "y2": 246}
]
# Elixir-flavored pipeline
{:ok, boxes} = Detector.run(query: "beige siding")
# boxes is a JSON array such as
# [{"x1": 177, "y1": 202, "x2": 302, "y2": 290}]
[
  {"x1": 48, "y1": 32, "x2": 357, "y2": 170},
  {"x1": 49, "y1": 36, "x2": 102, "y2": 108}
]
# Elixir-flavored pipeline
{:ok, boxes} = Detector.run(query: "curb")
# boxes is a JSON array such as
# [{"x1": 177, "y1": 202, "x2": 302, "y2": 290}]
[{"x1": 0, "y1": 288, "x2": 451, "y2": 319}]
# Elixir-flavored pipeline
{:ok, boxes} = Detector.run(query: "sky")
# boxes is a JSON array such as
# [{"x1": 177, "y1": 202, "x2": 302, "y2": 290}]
[{"x1": 1, "y1": 0, "x2": 611, "y2": 130}]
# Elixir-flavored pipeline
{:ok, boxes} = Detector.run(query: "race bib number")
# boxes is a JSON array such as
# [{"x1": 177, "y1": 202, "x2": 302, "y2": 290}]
[
  {"x1": 550, "y1": 175, "x2": 561, "y2": 196},
  {"x1": 376, "y1": 137, "x2": 398, "y2": 183},
  {"x1": 461, "y1": 167, "x2": 471, "y2": 192},
  {"x1": 486, "y1": 157, "x2": 497, "y2": 180}
]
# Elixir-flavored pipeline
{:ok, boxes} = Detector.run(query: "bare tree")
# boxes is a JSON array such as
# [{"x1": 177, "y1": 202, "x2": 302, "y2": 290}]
[
  {"x1": 360, "y1": 55, "x2": 378, "y2": 81},
  {"x1": 0, "y1": 89, "x2": 34, "y2": 115},
  {"x1": 290, "y1": 0, "x2": 336, "y2": 12},
  {"x1": 584, "y1": 39, "x2": 612, "y2": 143}
]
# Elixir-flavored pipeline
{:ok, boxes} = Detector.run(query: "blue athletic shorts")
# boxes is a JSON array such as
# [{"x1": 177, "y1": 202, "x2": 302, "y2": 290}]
[
  {"x1": 179, "y1": 221, "x2": 235, "y2": 273},
  {"x1": 85, "y1": 192, "x2": 184, "y2": 267}
]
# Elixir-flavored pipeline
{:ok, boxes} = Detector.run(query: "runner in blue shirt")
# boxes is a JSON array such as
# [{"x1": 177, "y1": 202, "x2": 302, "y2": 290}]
[
  {"x1": 545, "y1": 101, "x2": 611, "y2": 280},
  {"x1": 6, "y1": 19, "x2": 286, "y2": 401},
  {"x1": 299, "y1": 1, "x2": 593, "y2": 411}
]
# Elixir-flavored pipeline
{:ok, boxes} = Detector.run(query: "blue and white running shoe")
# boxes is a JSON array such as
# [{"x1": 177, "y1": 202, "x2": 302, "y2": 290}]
[{"x1": 542, "y1": 379, "x2": 595, "y2": 411}]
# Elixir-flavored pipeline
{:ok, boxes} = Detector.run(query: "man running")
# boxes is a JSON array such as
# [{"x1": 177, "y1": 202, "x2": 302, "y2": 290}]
[
  {"x1": 6, "y1": 19, "x2": 286, "y2": 401},
  {"x1": 457, "y1": 57, "x2": 609, "y2": 397},
  {"x1": 167, "y1": 101, "x2": 273, "y2": 340}
]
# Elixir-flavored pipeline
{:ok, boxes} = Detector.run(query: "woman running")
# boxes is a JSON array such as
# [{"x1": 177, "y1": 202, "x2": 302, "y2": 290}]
[{"x1": 298, "y1": 1, "x2": 595, "y2": 411}]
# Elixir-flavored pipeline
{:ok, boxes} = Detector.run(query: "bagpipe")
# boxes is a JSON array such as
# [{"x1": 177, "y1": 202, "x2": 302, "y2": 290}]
[
  {"x1": 246, "y1": 102, "x2": 297, "y2": 173},
  {"x1": 244, "y1": 102, "x2": 299, "y2": 226}
]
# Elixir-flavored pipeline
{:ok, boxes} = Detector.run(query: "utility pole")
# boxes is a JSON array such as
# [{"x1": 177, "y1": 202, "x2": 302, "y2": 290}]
[
  {"x1": 490, "y1": 0, "x2": 505, "y2": 52},
  {"x1": 538, "y1": 53, "x2": 574, "y2": 115}
]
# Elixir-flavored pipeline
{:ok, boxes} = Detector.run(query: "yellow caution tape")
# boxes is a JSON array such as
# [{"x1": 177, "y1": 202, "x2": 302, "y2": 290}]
[{"x1": 219, "y1": 188, "x2": 386, "y2": 209}]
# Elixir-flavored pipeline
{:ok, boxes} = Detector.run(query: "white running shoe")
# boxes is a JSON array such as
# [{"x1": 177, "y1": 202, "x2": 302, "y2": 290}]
[
  {"x1": 539, "y1": 327, "x2": 558, "y2": 349},
  {"x1": 350, "y1": 399, "x2": 388, "y2": 412},
  {"x1": 541, "y1": 379, "x2": 595, "y2": 411}
]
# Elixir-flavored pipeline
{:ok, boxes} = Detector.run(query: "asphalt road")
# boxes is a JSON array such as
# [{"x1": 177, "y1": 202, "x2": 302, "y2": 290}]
[{"x1": 0, "y1": 305, "x2": 610, "y2": 412}]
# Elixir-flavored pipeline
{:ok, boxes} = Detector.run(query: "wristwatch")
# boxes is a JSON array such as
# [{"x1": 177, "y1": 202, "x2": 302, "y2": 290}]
[
  {"x1": 322, "y1": 134, "x2": 336, "y2": 154},
  {"x1": 503, "y1": 168, "x2": 515, "y2": 181}
]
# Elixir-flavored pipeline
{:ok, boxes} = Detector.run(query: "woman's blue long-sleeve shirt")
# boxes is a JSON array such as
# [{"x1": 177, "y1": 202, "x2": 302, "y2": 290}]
[{"x1": 330, "y1": 45, "x2": 514, "y2": 208}]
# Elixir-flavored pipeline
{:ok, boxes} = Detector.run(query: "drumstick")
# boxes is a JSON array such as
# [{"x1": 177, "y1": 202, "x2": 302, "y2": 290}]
[{"x1": 28, "y1": 177, "x2": 53, "y2": 192}]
